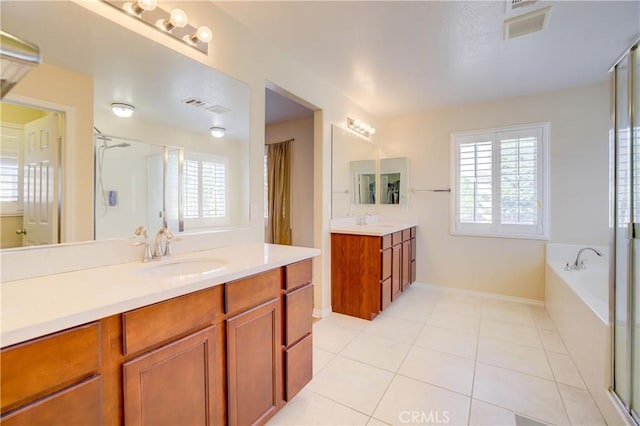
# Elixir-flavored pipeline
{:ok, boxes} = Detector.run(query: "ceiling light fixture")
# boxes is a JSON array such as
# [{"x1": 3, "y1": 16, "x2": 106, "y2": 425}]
[
  {"x1": 105, "y1": 1, "x2": 212, "y2": 54},
  {"x1": 111, "y1": 102, "x2": 135, "y2": 118},
  {"x1": 210, "y1": 126, "x2": 225, "y2": 138},
  {"x1": 347, "y1": 116, "x2": 376, "y2": 138}
]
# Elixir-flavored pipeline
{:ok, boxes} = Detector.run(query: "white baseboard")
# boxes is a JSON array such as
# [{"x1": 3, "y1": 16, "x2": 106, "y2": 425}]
[
  {"x1": 414, "y1": 282, "x2": 545, "y2": 307},
  {"x1": 312, "y1": 306, "x2": 332, "y2": 319}
]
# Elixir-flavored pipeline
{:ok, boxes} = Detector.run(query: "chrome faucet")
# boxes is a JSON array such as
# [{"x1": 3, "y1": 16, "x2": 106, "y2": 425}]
[
  {"x1": 565, "y1": 247, "x2": 603, "y2": 271},
  {"x1": 153, "y1": 227, "x2": 174, "y2": 259},
  {"x1": 133, "y1": 226, "x2": 153, "y2": 263}
]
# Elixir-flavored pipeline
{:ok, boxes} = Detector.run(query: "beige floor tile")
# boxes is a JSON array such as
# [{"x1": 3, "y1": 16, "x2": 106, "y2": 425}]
[
  {"x1": 379, "y1": 299, "x2": 433, "y2": 324},
  {"x1": 266, "y1": 388, "x2": 370, "y2": 426},
  {"x1": 373, "y1": 375, "x2": 470, "y2": 426},
  {"x1": 367, "y1": 417, "x2": 391, "y2": 425},
  {"x1": 319, "y1": 312, "x2": 371, "y2": 332},
  {"x1": 547, "y1": 352, "x2": 586, "y2": 389},
  {"x1": 414, "y1": 325, "x2": 478, "y2": 360},
  {"x1": 426, "y1": 308, "x2": 481, "y2": 334},
  {"x1": 480, "y1": 318, "x2": 542, "y2": 348},
  {"x1": 477, "y1": 337, "x2": 553, "y2": 380},
  {"x1": 363, "y1": 315, "x2": 424, "y2": 344},
  {"x1": 341, "y1": 332, "x2": 412, "y2": 372},
  {"x1": 313, "y1": 320, "x2": 359, "y2": 353},
  {"x1": 558, "y1": 383, "x2": 606, "y2": 426},
  {"x1": 468, "y1": 399, "x2": 517, "y2": 426},
  {"x1": 308, "y1": 355, "x2": 394, "y2": 415},
  {"x1": 313, "y1": 346, "x2": 336, "y2": 377},
  {"x1": 436, "y1": 299, "x2": 483, "y2": 317},
  {"x1": 529, "y1": 306, "x2": 557, "y2": 331},
  {"x1": 482, "y1": 302, "x2": 535, "y2": 326},
  {"x1": 398, "y1": 346, "x2": 475, "y2": 396},
  {"x1": 539, "y1": 329, "x2": 569, "y2": 354},
  {"x1": 473, "y1": 363, "x2": 569, "y2": 425}
]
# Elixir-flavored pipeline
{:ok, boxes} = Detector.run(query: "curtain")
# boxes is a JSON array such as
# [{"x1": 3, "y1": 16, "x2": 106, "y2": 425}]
[{"x1": 266, "y1": 140, "x2": 292, "y2": 245}]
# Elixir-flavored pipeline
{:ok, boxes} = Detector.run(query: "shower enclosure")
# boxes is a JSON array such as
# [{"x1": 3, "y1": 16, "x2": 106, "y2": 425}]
[{"x1": 611, "y1": 35, "x2": 640, "y2": 424}]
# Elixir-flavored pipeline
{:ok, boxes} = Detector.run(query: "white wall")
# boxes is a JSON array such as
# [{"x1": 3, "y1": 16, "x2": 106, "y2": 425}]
[
  {"x1": 266, "y1": 118, "x2": 315, "y2": 248},
  {"x1": 377, "y1": 82, "x2": 610, "y2": 300}
]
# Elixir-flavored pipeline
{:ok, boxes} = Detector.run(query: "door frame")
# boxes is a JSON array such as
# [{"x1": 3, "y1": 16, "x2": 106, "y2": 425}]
[{"x1": 3, "y1": 94, "x2": 75, "y2": 245}]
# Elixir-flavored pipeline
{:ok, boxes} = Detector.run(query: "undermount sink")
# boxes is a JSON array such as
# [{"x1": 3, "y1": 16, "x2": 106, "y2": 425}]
[{"x1": 141, "y1": 258, "x2": 228, "y2": 278}]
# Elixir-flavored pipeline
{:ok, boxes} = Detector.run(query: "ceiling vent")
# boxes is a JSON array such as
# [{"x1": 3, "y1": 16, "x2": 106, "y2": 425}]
[
  {"x1": 508, "y1": 0, "x2": 538, "y2": 11},
  {"x1": 504, "y1": 6, "x2": 550, "y2": 40},
  {"x1": 183, "y1": 97, "x2": 207, "y2": 107},
  {"x1": 206, "y1": 104, "x2": 231, "y2": 114}
]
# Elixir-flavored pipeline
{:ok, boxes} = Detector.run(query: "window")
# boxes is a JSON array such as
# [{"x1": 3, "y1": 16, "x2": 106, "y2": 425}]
[
  {"x1": 0, "y1": 127, "x2": 23, "y2": 215},
  {"x1": 450, "y1": 122, "x2": 549, "y2": 239},
  {"x1": 182, "y1": 153, "x2": 228, "y2": 227}
]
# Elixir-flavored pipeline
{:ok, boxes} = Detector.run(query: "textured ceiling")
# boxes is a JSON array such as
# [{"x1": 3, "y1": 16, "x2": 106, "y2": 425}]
[{"x1": 216, "y1": 1, "x2": 640, "y2": 117}]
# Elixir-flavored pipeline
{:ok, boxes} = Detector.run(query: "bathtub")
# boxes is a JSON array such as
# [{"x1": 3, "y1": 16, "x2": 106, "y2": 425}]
[{"x1": 545, "y1": 243, "x2": 628, "y2": 425}]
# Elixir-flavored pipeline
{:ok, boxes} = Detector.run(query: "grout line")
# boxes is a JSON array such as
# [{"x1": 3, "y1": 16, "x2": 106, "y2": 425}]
[
  {"x1": 468, "y1": 315, "x2": 483, "y2": 425},
  {"x1": 535, "y1": 323, "x2": 572, "y2": 425}
]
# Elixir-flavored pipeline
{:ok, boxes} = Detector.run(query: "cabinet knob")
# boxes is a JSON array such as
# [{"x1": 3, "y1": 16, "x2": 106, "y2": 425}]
[{"x1": 16, "y1": 228, "x2": 27, "y2": 235}]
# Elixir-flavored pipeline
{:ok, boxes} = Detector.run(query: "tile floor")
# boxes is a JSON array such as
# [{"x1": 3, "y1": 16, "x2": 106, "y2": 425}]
[{"x1": 268, "y1": 283, "x2": 607, "y2": 426}]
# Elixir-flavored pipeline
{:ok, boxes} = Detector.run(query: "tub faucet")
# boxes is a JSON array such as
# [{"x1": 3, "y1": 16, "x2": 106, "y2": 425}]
[
  {"x1": 153, "y1": 227, "x2": 174, "y2": 259},
  {"x1": 566, "y1": 247, "x2": 603, "y2": 271}
]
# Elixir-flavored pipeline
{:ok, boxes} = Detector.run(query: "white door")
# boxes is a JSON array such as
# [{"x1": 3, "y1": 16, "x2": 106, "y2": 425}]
[{"x1": 22, "y1": 114, "x2": 60, "y2": 246}]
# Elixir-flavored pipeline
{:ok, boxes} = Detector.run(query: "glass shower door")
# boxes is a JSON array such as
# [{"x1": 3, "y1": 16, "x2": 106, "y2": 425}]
[{"x1": 612, "y1": 40, "x2": 640, "y2": 424}]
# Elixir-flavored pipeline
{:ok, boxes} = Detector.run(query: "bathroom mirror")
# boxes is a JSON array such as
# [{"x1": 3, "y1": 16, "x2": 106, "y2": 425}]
[
  {"x1": 0, "y1": 1, "x2": 250, "y2": 248},
  {"x1": 380, "y1": 157, "x2": 408, "y2": 205},
  {"x1": 331, "y1": 125, "x2": 378, "y2": 218}
]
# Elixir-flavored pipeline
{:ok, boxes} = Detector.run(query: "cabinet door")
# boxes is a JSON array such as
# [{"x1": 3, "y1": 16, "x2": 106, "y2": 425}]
[
  {"x1": 381, "y1": 248, "x2": 392, "y2": 281},
  {"x1": 227, "y1": 299, "x2": 282, "y2": 426},
  {"x1": 123, "y1": 325, "x2": 222, "y2": 426},
  {"x1": 381, "y1": 277, "x2": 392, "y2": 310},
  {"x1": 392, "y1": 244, "x2": 402, "y2": 299},
  {"x1": 402, "y1": 240, "x2": 411, "y2": 290},
  {"x1": 1, "y1": 376, "x2": 102, "y2": 426}
]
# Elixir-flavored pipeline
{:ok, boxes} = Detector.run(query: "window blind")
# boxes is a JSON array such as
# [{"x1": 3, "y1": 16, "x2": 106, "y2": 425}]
[
  {"x1": 182, "y1": 154, "x2": 228, "y2": 225},
  {"x1": 0, "y1": 136, "x2": 22, "y2": 212}
]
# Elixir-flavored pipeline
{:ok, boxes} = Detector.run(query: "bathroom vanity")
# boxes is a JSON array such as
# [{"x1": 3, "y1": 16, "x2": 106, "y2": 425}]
[
  {"x1": 331, "y1": 224, "x2": 416, "y2": 320},
  {"x1": 0, "y1": 244, "x2": 318, "y2": 426}
]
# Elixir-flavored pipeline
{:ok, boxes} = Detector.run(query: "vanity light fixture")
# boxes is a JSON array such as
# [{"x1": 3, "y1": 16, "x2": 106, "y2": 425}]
[
  {"x1": 111, "y1": 102, "x2": 135, "y2": 118},
  {"x1": 157, "y1": 8, "x2": 188, "y2": 32},
  {"x1": 104, "y1": 1, "x2": 212, "y2": 54},
  {"x1": 122, "y1": 0, "x2": 157, "y2": 16},
  {"x1": 347, "y1": 116, "x2": 376, "y2": 138},
  {"x1": 210, "y1": 126, "x2": 225, "y2": 138}
]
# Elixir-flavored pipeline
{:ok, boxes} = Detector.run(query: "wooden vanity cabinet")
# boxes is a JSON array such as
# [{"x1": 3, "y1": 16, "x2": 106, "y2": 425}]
[
  {"x1": 332, "y1": 226, "x2": 417, "y2": 320},
  {"x1": 0, "y1": 323, "x2": 103, "y2": 425}
]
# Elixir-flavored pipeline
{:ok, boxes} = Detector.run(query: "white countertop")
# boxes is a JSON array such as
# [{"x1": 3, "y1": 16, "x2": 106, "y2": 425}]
[
  {"x1": 331, "y1": 223, "x2": 417, "y2": 236},
  {"x1": 1, "y1": 243, "x2": 320, "y2": 348}
]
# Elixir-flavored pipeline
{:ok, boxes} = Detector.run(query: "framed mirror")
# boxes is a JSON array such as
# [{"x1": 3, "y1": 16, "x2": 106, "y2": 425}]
[
  {"x1": 0, "y1": 1, "x2": 250, "y2": 248},
  {"x1": 331, "y1": 125, "x2": 378, "y2": 218},
  {"x1": 380, "y1": 157, "x2": 408, "y2": 205}
]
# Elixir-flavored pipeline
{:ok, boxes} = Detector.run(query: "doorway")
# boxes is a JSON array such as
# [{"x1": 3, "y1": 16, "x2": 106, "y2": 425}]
[
  {"x1": 264, "y1": 87, "x2": 315, "y2": 248},
  {"x1": 0, "y1": 101, "x2": 63, "y2": 248}
]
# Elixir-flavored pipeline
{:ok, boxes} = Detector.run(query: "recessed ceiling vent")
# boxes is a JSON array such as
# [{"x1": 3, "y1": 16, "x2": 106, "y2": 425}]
[
  {"x1": 509, "y1": 0, "x2": 537, "y2": 11},
  {"x1": 206, "y1": 105, "x2": 231, "y2": 114},
  {"x1": 183, "y1": 97, "x2": 207, "y2": 107},
  {"x1": 504, "y1": 6, "x2": 550, "y2": 40}
]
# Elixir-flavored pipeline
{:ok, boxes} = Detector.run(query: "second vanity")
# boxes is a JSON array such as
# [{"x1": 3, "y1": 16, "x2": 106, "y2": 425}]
[
  {"x1": 331, "y1": 221, "x2": 417, "y2": 320},
  {"x1": 0, "y1": 243, "x2": 319, "y2": 426}
]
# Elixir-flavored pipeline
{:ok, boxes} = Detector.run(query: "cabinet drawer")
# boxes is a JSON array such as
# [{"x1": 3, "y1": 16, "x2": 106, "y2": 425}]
[
  {"x1": 285, "y1": 284, "x2": 313, "y2": 347},
  {"x1": 411, "y1": 260, "x2": 417, "y2": 283},
  {"x1": 381, "y1": 248, "x2": 392, "y2": 280},
  {"x1": 381, "y1": 234, "x2": 392, "y2": 250},
  {"x1": 285, "y1": 334, "x2": 312, "y2": 401},
  {"x1": 1, "y1": 322, "x2": 100, "y2": 413},
  {"x1": 411, "y1": 238, "x2": 416, "y2": 261},
  {"x1": 410, "y1": 227, "x2": 416, "y2": 238},
  {"x1": 1, "y1": 376, "x2": 103, "y2": 426},
  {"x1": 226, "y1": 268, "x2": 281, "y2": 315},
  {"x1": 402, "y1": 229, "x2": 411, "y2": 241},
  {"x1": 381, "y1": 277, "x2": 392, "y2": 310},
  {"x1": 392, "y1": 231, "x2": 402, "y2": 246},
  {"x1": 285, "y1": 259, "x2": 312, "y2": 291},
  {"x1": 123, "y1": 286, "x2": 223, "y2": 356}
]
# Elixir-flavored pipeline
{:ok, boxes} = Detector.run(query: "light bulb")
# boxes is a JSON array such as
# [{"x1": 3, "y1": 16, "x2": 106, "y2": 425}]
[
  {"x1": 370, "y1": 128, "x2": 376, "y2": 135},
  {"x1": 138, "y1": 0, "x2": 157, "y2": 11},
  {"x1": 210, "y1": 127, "x2": 225, "y2": 138},
  {"x1": 123, "y1": 0, "x2": 157, "y2": 16},
  {"x1": 169, "y1": 9, "x2": 188, "y2": 28},
  {"x1": 195, "y1": 26, "x2": 213, "y2": 43}
]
